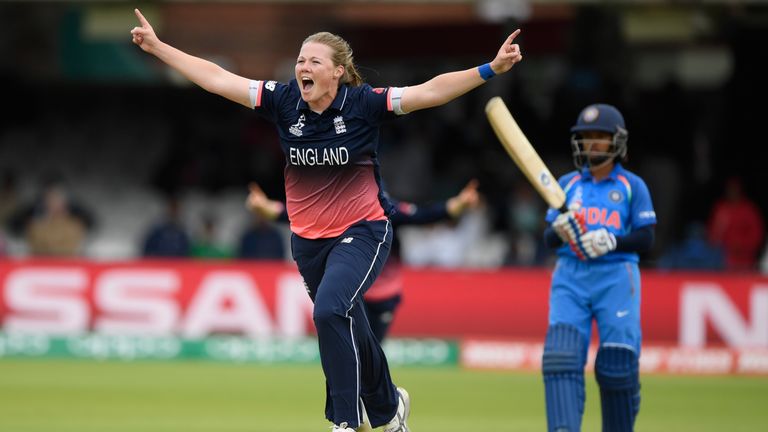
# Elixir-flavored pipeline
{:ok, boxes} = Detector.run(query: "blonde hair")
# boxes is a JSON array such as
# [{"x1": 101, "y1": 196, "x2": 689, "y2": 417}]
[{"x1": 302, "y1": 32, "x2": 363, "y2": 87}]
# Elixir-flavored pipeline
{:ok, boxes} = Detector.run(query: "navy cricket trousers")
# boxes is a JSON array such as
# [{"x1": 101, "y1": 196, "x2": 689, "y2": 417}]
[{"x1": 291, "y1": 219, "x2": 399, "y2": 428}]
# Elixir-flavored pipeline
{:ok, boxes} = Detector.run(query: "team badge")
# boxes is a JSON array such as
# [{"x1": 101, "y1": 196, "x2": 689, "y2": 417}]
[
  {"x1": 609, "y1": 189, "x2": 623, "y2": 203},
  {"x1": 333, "y1": 116, "x2": 347, "y2": 134},
  {"x1": 583, "y1": 106, "x2": 599, "y2": 123}
]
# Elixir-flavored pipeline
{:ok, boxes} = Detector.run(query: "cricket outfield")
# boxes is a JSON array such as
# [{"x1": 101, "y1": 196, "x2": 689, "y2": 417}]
[{"x1": 1, "y1": 359, "x2": 766, "y2": 431}]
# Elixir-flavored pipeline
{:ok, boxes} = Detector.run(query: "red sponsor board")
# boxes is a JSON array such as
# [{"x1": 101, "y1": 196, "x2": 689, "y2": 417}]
[
  {"x1": 0, "y1": 259, "x2": 315, "y2": 338},
  {"x1": 1, "y1": 260, "x2": 766, "y2": 348},
  {"x1": 393, "y1": 268, "x2": 768, "y2": 348}
]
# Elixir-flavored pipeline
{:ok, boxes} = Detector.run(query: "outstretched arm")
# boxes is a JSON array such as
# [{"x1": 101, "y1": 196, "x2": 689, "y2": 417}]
[
  {"x1": 131, "y1": 8, "x2": 251, "y2": 108},
  {"x1": 400, "y1": 30, "x2": 523, "y2": 113},
  {"x1": 390, "y1": 179, "x2": 480, "y2": 226}
]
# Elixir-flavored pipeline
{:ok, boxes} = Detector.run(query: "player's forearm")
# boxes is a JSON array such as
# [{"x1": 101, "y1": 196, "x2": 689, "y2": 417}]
[
  {"x1": 403, "y1": 68, "x2": 485, "y2": 112},
  {"x1": 543, "y1": 226, "x2": 563, "y2": 249},
  {"x1": 150, "y1": 42, "x2": 219, "y2": 89},
  {"x1": 150, "y1": 42, "x2": 250, "y2": 107},
  {"x1": 615, "y1": 226, "x2": 655, "y2": 253},
  {"x1": 391, "y1": 202, "x2": 450, "y2": 226}
]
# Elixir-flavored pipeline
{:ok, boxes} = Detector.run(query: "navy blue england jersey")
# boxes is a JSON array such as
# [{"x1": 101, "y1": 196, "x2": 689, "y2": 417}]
[{"x1": 249, "y1": 79, "x2": 406, "y2": 239}]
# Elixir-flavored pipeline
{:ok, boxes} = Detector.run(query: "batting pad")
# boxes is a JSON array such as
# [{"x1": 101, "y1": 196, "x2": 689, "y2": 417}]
[
  {"x1": 542, "y1": 323, "x2": 587, "y2": 432},
  {"x1": 595, "y1": 345, "x2": 640, "y2": 432}
]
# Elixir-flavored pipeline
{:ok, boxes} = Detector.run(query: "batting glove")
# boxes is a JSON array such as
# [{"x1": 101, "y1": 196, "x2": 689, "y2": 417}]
[
  {"x1": 551, "y1": 209, "x2": 589, "y2": 260},
  {"x1": 579, "y1": 228, "x2": 617, "y2": 259}
]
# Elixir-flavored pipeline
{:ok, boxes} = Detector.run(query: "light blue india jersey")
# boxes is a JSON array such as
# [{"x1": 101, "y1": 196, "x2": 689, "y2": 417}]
[{"x1": 545, "y1": 163, "x2": 657, "y2": 263}]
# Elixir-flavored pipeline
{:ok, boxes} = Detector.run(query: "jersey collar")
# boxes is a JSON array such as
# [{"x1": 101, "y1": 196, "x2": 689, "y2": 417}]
[
  {"x1": 580, "y1": 162, "x2": 625, "y2": 182},
  {"x1": 294, "y1": 82, "x2": 349, "y2": 113}
]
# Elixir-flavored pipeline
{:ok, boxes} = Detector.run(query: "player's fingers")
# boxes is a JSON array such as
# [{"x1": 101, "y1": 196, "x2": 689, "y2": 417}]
[
  {"x1": 135, "y1": 8, "x2": 150, "y2": 27},
  {"x1": 249, "y1": 182, "x2": 265, "y2": 196},
  {"x1": 506, "y1": 29, "x2": 522, "y2": 44},
  {"x1": 464, "y1": 178, "x2": 479, "y2": 191}
]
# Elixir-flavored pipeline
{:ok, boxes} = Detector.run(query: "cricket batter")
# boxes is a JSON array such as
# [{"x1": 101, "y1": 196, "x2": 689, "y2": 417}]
[
  {"x1": 541, "y1": 104, "x2": 656, "y2": 432},
  {"x1": 131, "y1": 9, "x2": 522, "y2": 432}
]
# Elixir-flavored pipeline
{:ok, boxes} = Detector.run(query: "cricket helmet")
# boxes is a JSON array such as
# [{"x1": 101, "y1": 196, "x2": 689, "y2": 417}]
[{"x1": 570, "y1": 103, "x2": 628, "y2": 170}]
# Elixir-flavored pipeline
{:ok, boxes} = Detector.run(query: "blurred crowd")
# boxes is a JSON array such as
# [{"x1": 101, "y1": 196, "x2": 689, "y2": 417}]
[{"x1": 0, "y1": 165, "x2": 766, "y2": 274}]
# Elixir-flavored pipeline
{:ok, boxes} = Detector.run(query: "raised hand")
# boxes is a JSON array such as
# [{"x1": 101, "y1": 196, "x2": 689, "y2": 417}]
[
  {"x1": 580, "y1": 228, "x2": 617, "y2": 259},
  {"x1": 245, "y1": 183, "x2": 284, "y2": 221},
  {"x1": 490, "y1": 29, "x2": 523, "y2": 74},
  {"x1": 447, "y1": 179, "x2": 480, "y2": 217},
  {"x1": 130, "y1": 8, "x2": 159, "y2": 53}
]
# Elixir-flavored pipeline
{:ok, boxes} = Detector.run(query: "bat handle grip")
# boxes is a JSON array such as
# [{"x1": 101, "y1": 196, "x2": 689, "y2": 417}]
[{"x1": 557, "y1": 204, "x2": 568, "y2": 213}]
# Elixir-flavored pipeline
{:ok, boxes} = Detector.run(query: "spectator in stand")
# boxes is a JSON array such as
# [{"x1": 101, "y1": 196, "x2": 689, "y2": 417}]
[
  {"x1": 25, "y1": 183, "x2": 88, "y2": 256},
  {"x1": 5, "y1": 174, "x2": 94, "y2": 257},
  {"x1": 238, "y1": 183, "x2": 287, "y2": 260},
  {"x1": 191, "y1": 213, "x2": 233, "y2": 259},
  {"x1": 142, "y1": 194, "x2": 191, "y2": 257},
  {"x1": 707, "y1": 176, "x2": 765, "y2": 271},
  {"x1": 657, "y1": 221, "x2": 725, "y2": 271},
  {"x1": 7, "y1": 174, "x2": 95, "y2": 240}
]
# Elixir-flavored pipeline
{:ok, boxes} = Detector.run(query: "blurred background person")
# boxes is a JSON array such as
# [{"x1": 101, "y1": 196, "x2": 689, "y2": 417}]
[
  {"x1": 657, "y1": 221, "x2": 725, "y2": 271},
  {"x1": 191, "y1": 213, "x2": 234, "y2": 259},
  {"x1": 141, "y1": 194, "x2": 191, "y2": 258},
  {"x1": 6, "y1": 174, "x2": 95, "y2": 257},
  {"x1": 707, "y1": 176, "x2": 765, "y2": 271},
  {"x1": 24, "y1": 182, "x2": 88, "y2": 257},
  {"x1": 238, "y1": 183, "x2": 287, "y2": 260},
  {"x1": 237, "y1": 213, "x2": 286, "y2": 260}
]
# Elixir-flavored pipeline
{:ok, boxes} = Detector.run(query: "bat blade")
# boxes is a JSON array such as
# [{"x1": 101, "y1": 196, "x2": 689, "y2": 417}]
[{"x1": 485, "y1": 96, "x2": 566, "y2": 211}]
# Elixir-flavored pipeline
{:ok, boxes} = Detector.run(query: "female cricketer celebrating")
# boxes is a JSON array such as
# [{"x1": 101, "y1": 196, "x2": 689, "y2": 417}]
[
  {"x1": 542, "y1": 104, "x2": 656, "y2": 432},
  {"x1": 131, "y1": 9, "x2": 522, "y2": 432}
]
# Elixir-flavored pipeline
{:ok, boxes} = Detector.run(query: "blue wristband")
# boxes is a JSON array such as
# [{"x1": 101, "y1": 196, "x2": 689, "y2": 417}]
[{"x1": 478, "y1": 63, "x2": 496, "y2": 80}]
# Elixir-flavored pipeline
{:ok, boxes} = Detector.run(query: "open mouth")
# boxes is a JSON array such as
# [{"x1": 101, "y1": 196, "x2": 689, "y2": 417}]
[{"x1": 301, "y1": 77, "x2": 314, "y2": 92}]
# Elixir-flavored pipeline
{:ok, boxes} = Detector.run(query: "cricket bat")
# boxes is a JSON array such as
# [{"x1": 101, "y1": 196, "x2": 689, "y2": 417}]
[{"x1": 485, "y1": 96, "x2": 567, "y2": 212}]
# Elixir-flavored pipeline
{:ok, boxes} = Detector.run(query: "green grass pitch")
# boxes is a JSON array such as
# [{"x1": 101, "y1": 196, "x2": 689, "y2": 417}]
[{"x1": 1, "y1": 359, "x2": 766, "y2": 431}]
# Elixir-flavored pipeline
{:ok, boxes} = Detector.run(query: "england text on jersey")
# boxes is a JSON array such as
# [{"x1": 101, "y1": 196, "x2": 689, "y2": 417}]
[{"x1": 289, "y1": 146, "x2": 350, "y2": 166}]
